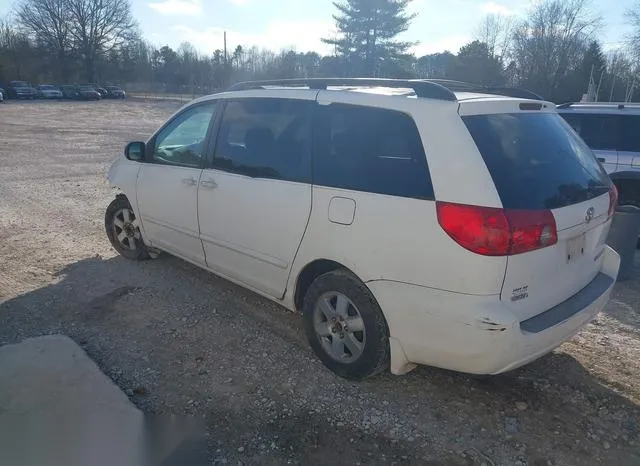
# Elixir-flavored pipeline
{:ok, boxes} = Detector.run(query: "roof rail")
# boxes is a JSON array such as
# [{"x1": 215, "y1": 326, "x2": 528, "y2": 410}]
[
  {"x1": 425, "y1": 79, "x2": 543, "y2": 100},
  {"x1": 227, "y1": 77, "x2": 544, "y2": 102},
  {"x1": 228, "y1": 78, "x2": 457, "y2": 101},
  {"x1": 556, "y1": 102, "x2": 574, "y2": 109}
]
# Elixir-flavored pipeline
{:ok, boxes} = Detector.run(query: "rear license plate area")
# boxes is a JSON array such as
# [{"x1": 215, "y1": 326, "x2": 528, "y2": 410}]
[{"x1": 566, "y1": 233, "x2": 586, "y2": 263}]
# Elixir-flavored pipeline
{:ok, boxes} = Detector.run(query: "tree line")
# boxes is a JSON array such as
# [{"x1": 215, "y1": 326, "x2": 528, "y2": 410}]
[{"x1": 1, "y1": 0, "x2": 640, "y2": 103}]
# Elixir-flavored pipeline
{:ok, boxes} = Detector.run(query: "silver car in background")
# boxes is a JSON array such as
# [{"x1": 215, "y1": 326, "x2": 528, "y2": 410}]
[{"x1": 558, "y1": 102, "x2": 640, "y2": 209}]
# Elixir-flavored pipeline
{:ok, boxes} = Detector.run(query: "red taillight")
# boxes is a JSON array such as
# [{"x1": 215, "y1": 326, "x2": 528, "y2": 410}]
[
  {"x1": 608, "y1": 184, "x2": 618, "y2": 217},
  {"x1": 436, "y1": 202, "x2": 558, "y2": 256}
]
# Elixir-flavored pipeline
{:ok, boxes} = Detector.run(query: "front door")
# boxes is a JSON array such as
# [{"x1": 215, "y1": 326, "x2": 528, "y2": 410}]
[
  {"x1": 198, "y1": 95, "x2": 314, "y2": 298},
  {"x1": 137, "y1": 102, "x2": 218, "y2": 265}
]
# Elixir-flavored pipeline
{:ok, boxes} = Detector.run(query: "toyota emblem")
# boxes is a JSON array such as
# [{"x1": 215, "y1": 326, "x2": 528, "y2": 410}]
[{"x1": 585, "y1": 207, "x2": 595, "y2": 223}]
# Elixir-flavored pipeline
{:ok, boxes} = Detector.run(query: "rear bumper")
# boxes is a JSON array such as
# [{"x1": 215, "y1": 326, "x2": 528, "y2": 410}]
[{"x1": 367, "y1": 246, "x2": 620, "y2": 375}]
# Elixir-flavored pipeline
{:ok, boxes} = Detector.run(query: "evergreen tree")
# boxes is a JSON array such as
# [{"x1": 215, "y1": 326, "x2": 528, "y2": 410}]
[{"x1": 323, "y1": 0, "x2": 416, "y2": 77}]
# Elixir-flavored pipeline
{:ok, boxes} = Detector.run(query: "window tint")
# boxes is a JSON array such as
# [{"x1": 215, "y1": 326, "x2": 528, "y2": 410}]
[
  {"x1": 153, "y1": 102, "x2": 217, "y2": 168},
  {"x1": 619, "y1": 114, "x2": 640, "y2": 153},
  {"x1": 560, "y1": 113, "x2": 619, "y2": 151},
  {"x1": 314, "y1": 104, "x2": 434, "y2": 199},
  {"x1": 463, "y1": 113, "x2": 610, "y2": 210},
  {"x1": 213, "y1": 98, "x2": 312, "y2": 182}
]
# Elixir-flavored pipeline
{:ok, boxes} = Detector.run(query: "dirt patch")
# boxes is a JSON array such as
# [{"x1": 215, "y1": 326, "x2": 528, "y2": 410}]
[{"x1": 1, "y1": 100, "x2": 639, "y2": 465}]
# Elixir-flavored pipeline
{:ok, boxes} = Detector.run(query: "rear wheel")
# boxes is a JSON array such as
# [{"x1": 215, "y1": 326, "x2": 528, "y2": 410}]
[
  {"x1": 105, "y1": 196, "x2": 150, "y2": 260},
  {"x1": 303, "y1": 269, "x2": 389, "y2": 380}
]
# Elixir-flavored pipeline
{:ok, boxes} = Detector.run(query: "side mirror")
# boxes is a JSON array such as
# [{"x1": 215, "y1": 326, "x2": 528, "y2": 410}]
[{"x1": 124, "y1": 141, "x2": 146, "y2": 161}]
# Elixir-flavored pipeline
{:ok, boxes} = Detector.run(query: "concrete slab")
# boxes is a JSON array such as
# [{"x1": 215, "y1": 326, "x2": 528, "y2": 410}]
[{"x1": 0, "y1": 335, "x2": 145, "y2": 466}]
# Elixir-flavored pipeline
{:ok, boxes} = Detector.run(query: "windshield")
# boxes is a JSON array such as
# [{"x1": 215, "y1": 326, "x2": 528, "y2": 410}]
[
  {"x1": 12, "y1": 81, "x2": 29, "y2": 87},
  {"x1": 462, "y1": 112, "x2": 611, "y2": 210}
]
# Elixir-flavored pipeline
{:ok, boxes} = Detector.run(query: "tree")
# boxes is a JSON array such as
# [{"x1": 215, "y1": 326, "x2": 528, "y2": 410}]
[
  {"x1": 475, "y1": 14, "x2": 514, "y2": 62},
  {"x1": 452, "y1": 40, "x2": 505, "y2": 85},
  {"x1": 65, "y1": 0, "x2": 136, "y2": 81},
  {"x1": 626, "y1": 1, "x2": 640, "y2": 62},
  {"x1": 15, "y1": 0, "x2": 71, "y2": 81},
  {"x1": 510, "y1": 0, "x2": 600, "y2": 101},
  {"x1": 323, "y1": 0, "x2": 416, "y2": 77}
]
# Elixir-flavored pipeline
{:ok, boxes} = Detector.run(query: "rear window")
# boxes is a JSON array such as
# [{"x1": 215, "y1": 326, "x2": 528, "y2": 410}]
[{"x1": 463, "y1": 113, "x2": 610, "y2": 210}]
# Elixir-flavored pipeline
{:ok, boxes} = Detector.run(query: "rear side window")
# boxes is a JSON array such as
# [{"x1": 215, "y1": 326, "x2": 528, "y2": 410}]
[
  {"x1": 560, "y1": 113, "x2": 619, "y2": 151},
  {"x1": 314, "y1": 104, "x2": 434, "y2": 200},
  {"x1": 620, "y1": 114, "x2": 640, "y2": 153},
  {"x1": 213, "y1": 98, "x2": 312, "y2": 182},
  {"x1": 463, "y1": 113, "x2": 610, "y2": 210}
]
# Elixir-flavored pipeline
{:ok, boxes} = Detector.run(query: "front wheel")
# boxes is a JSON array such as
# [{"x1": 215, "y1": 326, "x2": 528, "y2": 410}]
[
  {"x1": 105, "y1": 196, "x2": 150, "y2": 260},
  {"x1": 303, "y1": 269, "x2": 390, "y2": 380}
]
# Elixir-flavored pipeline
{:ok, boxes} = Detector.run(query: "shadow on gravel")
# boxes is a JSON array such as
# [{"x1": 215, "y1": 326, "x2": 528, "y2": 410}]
[{"x1": 1, "y1": 255, "x2": 640, "y2": 465}]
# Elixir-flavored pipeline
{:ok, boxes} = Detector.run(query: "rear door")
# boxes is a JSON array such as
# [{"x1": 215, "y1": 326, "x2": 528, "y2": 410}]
[
  {"x1": 198, "y1": 94, "x2": 314, "y2": 298},
  {"x1": 462, "y1": 109, "x2": 613, "y2": 321},
  {"x1": 559, "y1": 112, "x2": 620, "y2": 173}
]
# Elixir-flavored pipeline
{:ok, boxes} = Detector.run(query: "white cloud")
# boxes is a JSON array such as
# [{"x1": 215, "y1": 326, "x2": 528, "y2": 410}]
[
  {"x1": 228, "y1": 0, "x2": 251, "y2": 5},
  {"x1": 148, "y1": 0, "x2": 202, "y2": 16},
  {"x1": 410, "y1": 35, "x2": 472, "y2": 56},
  {"x1": 480, "y1": 2, "x2": 515, "y2": 16},
  {"x1": 170, "y1": 20, "x2": 335, "y2": 54}
]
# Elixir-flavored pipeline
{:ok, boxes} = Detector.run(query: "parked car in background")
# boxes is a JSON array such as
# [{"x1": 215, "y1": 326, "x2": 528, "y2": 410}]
[
  {"x1": 557, "y1": 102, "x2": 640, "y2": 209},
  {"x1": 37, "y1": 84, "x2": 63, "y2": 99},
  {"x1": 94, "y1": 86, "x2": 109, "y2": 98},
  {"x1": 7, "y1": 81, "x2": 38, "y2": 99},
  {"x1": 76, "y1": 85, "x2": 101, "y2": 100},
  {"x1": 60, "y1": 85, "x2": 80, "y2": 99},
  {"x1": 0, "y1": 87, "x2": 4, "y2": 102},
  {"x1": 106, "y1": 78, "x2": 620, "y2": 380},
  {"x1": 105, "y1": 85, "x2": 126, "y2": 99}
]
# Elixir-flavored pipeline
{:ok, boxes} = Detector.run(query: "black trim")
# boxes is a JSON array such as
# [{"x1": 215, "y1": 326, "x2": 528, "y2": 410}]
[
  {"x1": 609, "y1": 170, "x2": 640, "y2": 181},
  {"x1": 519, "y1": 273, "x2": 613, "y2": 334}
]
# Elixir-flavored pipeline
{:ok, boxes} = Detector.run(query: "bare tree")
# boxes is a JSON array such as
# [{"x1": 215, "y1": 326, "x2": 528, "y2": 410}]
[
  {"x1": 65, "y1": 0, "x2": 136, "y2": 81},
  {"x1": 475, "y1": 13, "x2": 514, "y2": 61},
  {"x1": 510, "y1": 0, "x2": 600, "y2": 99},
  {"x1": 15, "y1": 0, "x2": 71, "y2": 81},
  {"x1": 625, "y1": 1, "x2": 640, "y2": 62}
]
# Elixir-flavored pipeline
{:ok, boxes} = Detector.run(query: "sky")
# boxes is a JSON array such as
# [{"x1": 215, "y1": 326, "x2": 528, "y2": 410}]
[{"x1": 0, "y1": 0, "x2": 635, "y2": 56}]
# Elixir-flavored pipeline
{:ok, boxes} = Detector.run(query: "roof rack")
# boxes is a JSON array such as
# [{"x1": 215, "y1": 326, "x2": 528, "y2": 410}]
[
  {"x1": 227, "y1": 78, "x2": 544, "y2": 102},
  {"x1": 228, "y1": 78, "x2": 458, "y2": 101},
  {"x1": 557, "y1": 101, "x2": 640, "y2": 109}
]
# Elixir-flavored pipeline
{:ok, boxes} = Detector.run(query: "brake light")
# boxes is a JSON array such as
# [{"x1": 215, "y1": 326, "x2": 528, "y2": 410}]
[
  {"x1": 608, "y1": 184, "x2": 618, "y2": 217},
  {"x1": 436, "y1": 202, "x2": 558, "y2": 256}
]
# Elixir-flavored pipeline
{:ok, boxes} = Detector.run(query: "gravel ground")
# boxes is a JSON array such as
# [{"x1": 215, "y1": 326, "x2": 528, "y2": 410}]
[{"x1": 1, "y1": 99, "x2": 639, "y2": 466}]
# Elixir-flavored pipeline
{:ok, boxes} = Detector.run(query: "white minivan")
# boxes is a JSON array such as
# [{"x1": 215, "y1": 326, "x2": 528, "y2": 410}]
[{"x1": 106, "y1": 78, "x2": 620, "y2": 379}]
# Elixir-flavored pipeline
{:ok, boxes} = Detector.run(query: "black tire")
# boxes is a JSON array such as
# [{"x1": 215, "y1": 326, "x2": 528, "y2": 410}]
[
  {"x1": 302, "y1": 269, "x2": 389, "y2": 380},
  {"x1": 105, "y1": 195, "x2": 150, "y2": 260}
]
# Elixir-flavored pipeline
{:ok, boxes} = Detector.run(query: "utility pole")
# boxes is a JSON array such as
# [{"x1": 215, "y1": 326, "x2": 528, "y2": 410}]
[{"x1": 223, "y1": 31, "x2": 228, "y2": 64}]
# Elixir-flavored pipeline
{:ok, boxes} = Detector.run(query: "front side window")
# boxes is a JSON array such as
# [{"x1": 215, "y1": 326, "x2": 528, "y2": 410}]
[
  {"x1": 213, "y1": 98, "x2": 312, "y2": 182},
  {"x1": 314, "y1": 103, "x2": 434, "y2": 199},
  {"x1": 153, "y1": 102, "x2": 217, "y2": 168}
]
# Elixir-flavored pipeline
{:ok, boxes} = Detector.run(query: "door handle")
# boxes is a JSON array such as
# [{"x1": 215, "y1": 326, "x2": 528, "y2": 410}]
[
  {"x1": 597, "y1": 158, "x2": 606, "y2": 163},
  {"x1": 200, "y1": 178, "x2": 218, "y2": 189},
  {"x1": 182, "y1": 177, "x2": 197, "y2": 186}
]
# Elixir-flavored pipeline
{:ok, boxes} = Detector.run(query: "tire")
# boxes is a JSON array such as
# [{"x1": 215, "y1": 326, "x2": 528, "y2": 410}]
[
  {"x1": 302, "y1": 269, "x2": 389, "y2": 380},
  {"x1": 105, "y1": 195, "x2": 150, "y2": 260}
]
